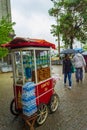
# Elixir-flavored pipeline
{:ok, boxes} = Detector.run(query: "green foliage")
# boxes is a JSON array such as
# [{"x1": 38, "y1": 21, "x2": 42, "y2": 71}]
[
  {"x1": 0, "y1": 16, "x2": 15, "y2": 58},
  {"x1": 83, "y1": 44, "x2": 87, "y2": 51},
  {"x1": 49, "y1": 0, "x2": 87, "y2": 49},
  {"x1": 0, "y1": 47, "x2": 8, "y2": 58}
]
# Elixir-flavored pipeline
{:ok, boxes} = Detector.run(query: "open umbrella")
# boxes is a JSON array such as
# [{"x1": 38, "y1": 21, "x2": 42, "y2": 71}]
[
  {"x1": 74, "y1": 48, "x2": 83, "y2": 53},
  {"x1": 60, "y1": 49, "x2": 76, "y2": 54}
]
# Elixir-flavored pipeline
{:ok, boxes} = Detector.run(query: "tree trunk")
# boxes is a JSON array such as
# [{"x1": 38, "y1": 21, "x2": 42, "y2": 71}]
[{"x1": 70, "y1": 36, "x2": 73, "y2": 49}]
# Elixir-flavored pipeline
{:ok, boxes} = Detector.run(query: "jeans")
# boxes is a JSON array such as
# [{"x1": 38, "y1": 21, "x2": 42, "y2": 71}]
[
  {"x1": 75, "y1": 68, "x2": 83, "y2": 81},
  {"x1": 64, "y1": 72, "x2": 72, "y2": 86}
]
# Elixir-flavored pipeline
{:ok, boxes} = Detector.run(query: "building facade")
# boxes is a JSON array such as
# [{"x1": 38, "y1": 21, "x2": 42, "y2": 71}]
[
  {"x1": 0, "y1": 0, "x2": 11, "y2": 21},
  {"x1": 0, "y1": 0, "x2": 12, "y2": 70}
]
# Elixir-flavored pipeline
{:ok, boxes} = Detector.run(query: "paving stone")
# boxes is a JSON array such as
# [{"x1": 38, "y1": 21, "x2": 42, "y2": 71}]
[{"x1": 0, "y1": 65, "x2": 87, "y2": 130}]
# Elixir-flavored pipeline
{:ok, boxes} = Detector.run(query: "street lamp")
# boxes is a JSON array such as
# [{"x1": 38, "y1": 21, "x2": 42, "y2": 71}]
[{"x1": 50, "y1": 0, "x2": 60, "y2": 57}]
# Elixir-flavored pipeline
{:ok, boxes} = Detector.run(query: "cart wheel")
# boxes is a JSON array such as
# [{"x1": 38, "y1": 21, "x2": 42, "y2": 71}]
[
  {"x1": 49, "y1": 93, "x2": 59, "y2": 113},
  {"x1": 10, "y1": 99, "x2": 19, "y2": 116},
  {"x1": 36, "y1": 103, "x2": 48, "y2": 125}
]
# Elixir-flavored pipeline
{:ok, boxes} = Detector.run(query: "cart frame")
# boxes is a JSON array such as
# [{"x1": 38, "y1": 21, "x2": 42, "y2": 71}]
[{"x1": 3, "y1": 37, "x2": 60, "y2": 127}]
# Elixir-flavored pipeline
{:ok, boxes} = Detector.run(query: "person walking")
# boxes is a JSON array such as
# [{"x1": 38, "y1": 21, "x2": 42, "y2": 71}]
[
  {"x1": 72, "y1": 52, "x2": 86, "y2": 83},
  {"x1": 63, "y1": 54, "x2": 73, "y2": 89}
]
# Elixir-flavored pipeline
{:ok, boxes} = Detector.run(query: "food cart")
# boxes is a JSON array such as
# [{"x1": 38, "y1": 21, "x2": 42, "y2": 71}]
[{"x1": 3, "y1": 37, "x2": 60, "y2": 127}]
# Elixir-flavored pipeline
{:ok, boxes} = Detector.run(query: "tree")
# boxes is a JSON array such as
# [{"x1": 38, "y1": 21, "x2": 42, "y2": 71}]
[
  {"x1": 49, "y1": 0, "x2": 61, "y2": 55},
  {"x1": 0, "y1": 16, "x2": 15, "y2": 58},
  {"x1": 49, "y1": 0, "x2": 87, "y2": 49},
  {"x1": 83, "y1": 44, "x2": 87, "y2": 51}
]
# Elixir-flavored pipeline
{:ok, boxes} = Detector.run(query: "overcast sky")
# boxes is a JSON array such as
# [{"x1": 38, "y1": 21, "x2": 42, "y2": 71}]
[{"x1": 11, "y1": 0, "x2": 57, "y2": 45}]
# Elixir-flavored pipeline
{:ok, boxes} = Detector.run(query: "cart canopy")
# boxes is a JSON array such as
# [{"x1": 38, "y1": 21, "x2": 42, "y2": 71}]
[{"x1": 2, "y1": 37, "x2": 56, "y2": 49}]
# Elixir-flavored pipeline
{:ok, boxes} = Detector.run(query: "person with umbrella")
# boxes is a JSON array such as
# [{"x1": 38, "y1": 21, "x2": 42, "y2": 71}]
[
  {"x1": 62, "y1": 54, "x2": 73, "y2": 89},
  {"x1": 72, "y1": 52, "x2": 86, "y2": 83}
]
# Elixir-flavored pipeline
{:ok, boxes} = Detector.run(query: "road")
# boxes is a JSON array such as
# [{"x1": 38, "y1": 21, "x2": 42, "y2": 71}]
[{"x1": 0, "y1": 65, "x2": 87, "y2": 130}]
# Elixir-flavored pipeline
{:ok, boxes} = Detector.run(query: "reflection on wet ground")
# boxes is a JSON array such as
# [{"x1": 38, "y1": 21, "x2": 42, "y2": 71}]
[{"x1": 0, "y1": 65, "x2": 87, "y2": 130}]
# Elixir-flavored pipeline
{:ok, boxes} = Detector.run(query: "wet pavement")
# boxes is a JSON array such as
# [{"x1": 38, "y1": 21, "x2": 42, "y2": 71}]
[{"x1": 0, "y1": 65, "x2": 87, "y2": 130}]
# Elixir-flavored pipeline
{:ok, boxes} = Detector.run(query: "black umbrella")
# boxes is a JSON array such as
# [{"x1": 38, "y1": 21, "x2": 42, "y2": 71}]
[{"x1": 60, "y1": 49, "x2": 76, "y2": 54}]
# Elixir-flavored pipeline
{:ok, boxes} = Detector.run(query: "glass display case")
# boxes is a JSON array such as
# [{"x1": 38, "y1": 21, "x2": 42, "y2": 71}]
[{"x1": 12, "y1": 48, "x2": 51, "y2": 85}]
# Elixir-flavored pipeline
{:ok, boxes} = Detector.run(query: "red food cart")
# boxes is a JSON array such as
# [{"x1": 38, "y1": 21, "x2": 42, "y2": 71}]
[{"x1": 3, "y1": 37, "x2": 60, "y2": 126}]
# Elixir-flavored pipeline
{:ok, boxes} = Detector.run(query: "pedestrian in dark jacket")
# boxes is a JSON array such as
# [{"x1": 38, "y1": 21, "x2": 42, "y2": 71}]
[{"x1": 63, "y1": 54, "x2": 72, "y2": 89}]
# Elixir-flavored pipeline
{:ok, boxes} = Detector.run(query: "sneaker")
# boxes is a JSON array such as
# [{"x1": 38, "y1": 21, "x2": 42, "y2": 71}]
[
  {"x1": 80, "y1": 79, "x2": 82, "y2": 83},
  {"x1": 64, "y1": 84, "x2": 66, "y2": 87},
  {"x1": 76, "y1": 80, "x2": 79, "y2": 83},
  {"x1": 68, "y1": 86, "x2": 72, "y2": 89}
]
